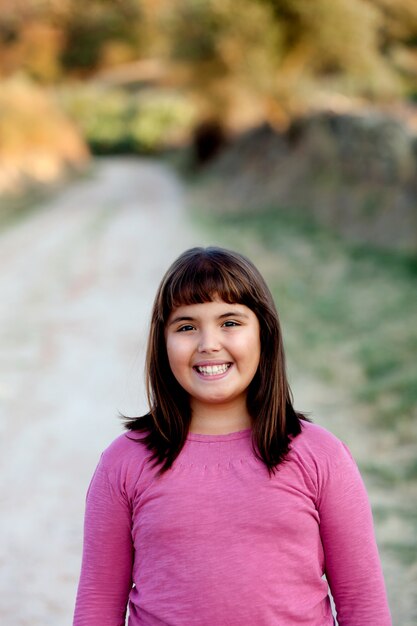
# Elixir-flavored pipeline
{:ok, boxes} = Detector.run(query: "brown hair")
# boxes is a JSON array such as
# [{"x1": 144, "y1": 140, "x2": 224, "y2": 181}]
[{"x1": 123, "y1": 246, "x2": 307, "y2": 473}]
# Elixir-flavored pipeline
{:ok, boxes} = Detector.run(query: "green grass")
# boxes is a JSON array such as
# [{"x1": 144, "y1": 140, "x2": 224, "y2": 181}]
[
  {"x1": 190, "y1": 199, "x2": 417, "y2": 585},
  {"x1": 0, "y1": 183, "x2": 64, "y2": 233},
  {"x1": 362, "y1": 461, "x2": 411, "y2": 487},
  {"x1": 384, "y1": 542, "x2": 417, "y2": 567},
  {"x1": 189, "y1": 204, "x2": 417, "y2": 437}
]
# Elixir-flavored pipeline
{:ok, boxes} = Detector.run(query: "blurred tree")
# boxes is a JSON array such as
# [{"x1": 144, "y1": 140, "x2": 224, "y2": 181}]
[
  {"x1": 59, "y1": 0, "x2": 143, "y2": 74},
  {"x1": 0, "y1": 0, "x2": 416, "y2": 119},
  {"x1": 268, "y1": 0, "x2": 417, "y2": 91},
  {"x1": 158, "y1": 0, "x2": 282, "y2": 126},
  {"x1": 159, "y1": 0, "x2": 417, "y2": 124},
  {"x1": 0, "y1": 0, "x2": 144, "y2": 80},
  {"x1": 369, "y1": 0, "x2": 417, "y2": 95}
]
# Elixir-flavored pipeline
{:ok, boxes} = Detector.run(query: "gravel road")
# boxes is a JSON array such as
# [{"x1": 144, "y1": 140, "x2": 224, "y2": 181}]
[{"x1": 0, "y1": 157, "x2": 207, "y2": 625}]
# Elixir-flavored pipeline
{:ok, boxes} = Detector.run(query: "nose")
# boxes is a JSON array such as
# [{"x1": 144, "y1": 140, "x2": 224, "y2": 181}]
[{"x1": 197, "y1": 328, "x2": 221, "y2": 353}]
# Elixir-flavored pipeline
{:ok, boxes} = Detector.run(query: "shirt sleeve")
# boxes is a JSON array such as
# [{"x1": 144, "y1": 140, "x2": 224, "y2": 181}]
[
  {"x1": 73, "y1": 455, "x2": 134, "y2": 626},
  {"x1": 317, "y1": 442, "x2": 391, "y2": 626}
]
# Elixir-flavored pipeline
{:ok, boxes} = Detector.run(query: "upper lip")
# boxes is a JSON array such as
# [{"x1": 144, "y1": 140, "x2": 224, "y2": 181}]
[{"x1": 193, "y1": 361, "x2": 232, "y2": 367}]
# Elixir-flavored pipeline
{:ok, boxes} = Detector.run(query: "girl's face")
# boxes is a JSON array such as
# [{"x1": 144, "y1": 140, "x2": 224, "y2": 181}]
[{"x1": 165, "y1": 298, "x2": 261, "y2": 424}]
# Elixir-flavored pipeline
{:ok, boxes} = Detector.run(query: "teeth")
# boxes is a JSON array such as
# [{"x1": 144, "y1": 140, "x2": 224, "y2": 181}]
[{"x1": 196, "y1": 364, "x2": 230, "y2": 376}]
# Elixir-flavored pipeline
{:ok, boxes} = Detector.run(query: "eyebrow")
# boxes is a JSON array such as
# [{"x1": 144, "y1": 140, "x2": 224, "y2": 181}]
[{"x1": 168, "y1": 311, "x2": 249, "y2": 326}]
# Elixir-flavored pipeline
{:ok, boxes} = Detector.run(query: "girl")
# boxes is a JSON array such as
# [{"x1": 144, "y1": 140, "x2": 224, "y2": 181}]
[{"x1": 73, "y1": 246, "x2": 391, "y2": 626}]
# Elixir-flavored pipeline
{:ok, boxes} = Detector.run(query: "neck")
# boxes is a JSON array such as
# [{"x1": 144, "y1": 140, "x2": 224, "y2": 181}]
[{"x1": 189, "y1": 398, "x2": 252, "y2": 435}]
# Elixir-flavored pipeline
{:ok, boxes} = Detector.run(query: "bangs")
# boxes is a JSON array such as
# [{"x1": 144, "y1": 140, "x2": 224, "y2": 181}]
[{"x1": 162, "y1": 253, "x2": 255, "y2": 320}]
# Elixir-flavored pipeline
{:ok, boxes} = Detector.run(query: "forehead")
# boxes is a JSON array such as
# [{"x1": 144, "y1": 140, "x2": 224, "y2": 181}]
[{"x1": 162, "y1": 260, "x2": 254, "y2": 318}]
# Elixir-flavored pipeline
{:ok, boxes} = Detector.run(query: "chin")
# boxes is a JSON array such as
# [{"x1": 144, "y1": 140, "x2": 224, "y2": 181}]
[{"x1": 202, "y1": 395, "x2": 236, "y2": 406}]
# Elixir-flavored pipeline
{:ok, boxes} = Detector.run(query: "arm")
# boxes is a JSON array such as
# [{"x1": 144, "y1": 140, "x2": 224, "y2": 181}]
[
  {"x1": 318, "y1": 443, "x2": 391, "y2": 626},
  {"x1": 73, "y1": 456, "x2": 134, "y2": 626}
]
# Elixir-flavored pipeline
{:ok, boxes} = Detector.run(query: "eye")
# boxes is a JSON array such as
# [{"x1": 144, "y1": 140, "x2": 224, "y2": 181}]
[
  {"x1": 176, "y1": 324, "x2": 195, "y2": 332},
  {"x1": 222, "y1": 320, "x2": 240, "y2": 327}
]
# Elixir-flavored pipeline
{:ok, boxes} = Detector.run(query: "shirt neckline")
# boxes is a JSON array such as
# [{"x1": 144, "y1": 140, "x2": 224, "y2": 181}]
[{"x1": 186, "y1": 428, "x2": 252, "y2": 443}]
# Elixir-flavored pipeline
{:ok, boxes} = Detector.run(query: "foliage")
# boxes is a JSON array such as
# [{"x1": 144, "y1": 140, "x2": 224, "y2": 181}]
[
  {"x1": 0, "y1": 76, "x2": 89, "y2": 202},
  {"x1": 0, "y1": 0, "x2": 143, "y2": 80},
  {"x1": 0, "y1": 0, "x2": 416, "y2": 116},
  {"x1": 159, "y1": 0, "x2": 282, "y2": 119},
  {"x1": 156, "y1": 0, "x2": 417, "y2": 120},
  {"x1": 60, "y1": 0, "x2": 143, "y2": 73},
  {"x1": 58, "y1": 84, "x2": 196, "y2": 153}
]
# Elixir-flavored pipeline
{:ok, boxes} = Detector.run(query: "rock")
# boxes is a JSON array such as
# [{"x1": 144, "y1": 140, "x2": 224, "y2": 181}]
[{"x1": 195, "y1": 109, "x2": 417, "y2": 253}]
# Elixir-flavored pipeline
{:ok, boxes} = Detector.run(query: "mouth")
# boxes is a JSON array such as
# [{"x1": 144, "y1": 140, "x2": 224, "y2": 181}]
[{"x1": 193, "y1": 363, "x2": 232, "y2": 378}]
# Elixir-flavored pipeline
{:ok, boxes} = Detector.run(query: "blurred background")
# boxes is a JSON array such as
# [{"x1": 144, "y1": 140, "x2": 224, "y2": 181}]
[{"x1": 0, "y1": 1, "x2": 416, "y2": 624}]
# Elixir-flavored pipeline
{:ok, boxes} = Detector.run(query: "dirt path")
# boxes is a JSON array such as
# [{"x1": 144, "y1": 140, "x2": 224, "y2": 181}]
[
  {"x1": 0, "y1": 158, "x2": 208, "y2": 625},
  {"x1": 0, "y1": 157, "x2": 411, "y2": 625}
]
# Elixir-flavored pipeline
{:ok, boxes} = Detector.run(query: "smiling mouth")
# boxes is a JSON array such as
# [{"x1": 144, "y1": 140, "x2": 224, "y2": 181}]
[{"x1": 194, "y1": 363, "x2": 231, "y2": 376}]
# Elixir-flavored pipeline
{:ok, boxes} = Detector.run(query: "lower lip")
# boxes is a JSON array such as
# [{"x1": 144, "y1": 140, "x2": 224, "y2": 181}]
[{"x1": 193, "y1": 365, "x2": 232, "y2": 380}]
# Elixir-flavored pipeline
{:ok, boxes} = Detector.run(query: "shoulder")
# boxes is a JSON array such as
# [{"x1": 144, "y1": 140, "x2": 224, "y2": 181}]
[
  {"x1": 97, "y1": 430, "x2": 154, "y2": 487},
  {"x1": 286, "y1": 420, "x2": 364, "y2": 505},
  {"x1": 290, "y1": 419, "x2": 356, "y2": 474},
  {"x1": 295, "y1": 420, "x2": 350, "y2": 453},
  {"x1": 101, "y1": 429, "x2": 149, "y2": 463}
]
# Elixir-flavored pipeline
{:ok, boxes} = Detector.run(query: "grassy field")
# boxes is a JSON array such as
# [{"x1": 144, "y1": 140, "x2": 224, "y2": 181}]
[
  {"x1": 191, "y1": 206, "x2": 417, "y2": 459},
  {"x1": 189, "y1": 197, "x2": 417, "y2": 623}
]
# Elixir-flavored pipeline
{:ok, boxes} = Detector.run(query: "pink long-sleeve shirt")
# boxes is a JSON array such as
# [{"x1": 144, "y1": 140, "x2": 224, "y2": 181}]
[{"x1": 73, "y1": 420, "x2": 391, "y2": 626}]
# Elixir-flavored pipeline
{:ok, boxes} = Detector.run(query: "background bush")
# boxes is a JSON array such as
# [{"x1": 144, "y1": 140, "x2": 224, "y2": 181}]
[{"x1": 58, "y1": 84, "x2": 196, "y2": 154}]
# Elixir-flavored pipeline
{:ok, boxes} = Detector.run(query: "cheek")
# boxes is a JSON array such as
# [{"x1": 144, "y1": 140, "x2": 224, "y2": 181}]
[
  {"x1": 229, "y1": 335, "x2": 260, "y2": 373},
  {"x1": 166, "y1": 337, "x2": 189, "y2": 371},
  {"x1": 237, "y1": 329, "x2": 261, "y2": 355},
  {"x1": 247, "y1": 331, "x2": 261, "y2": 369}
]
